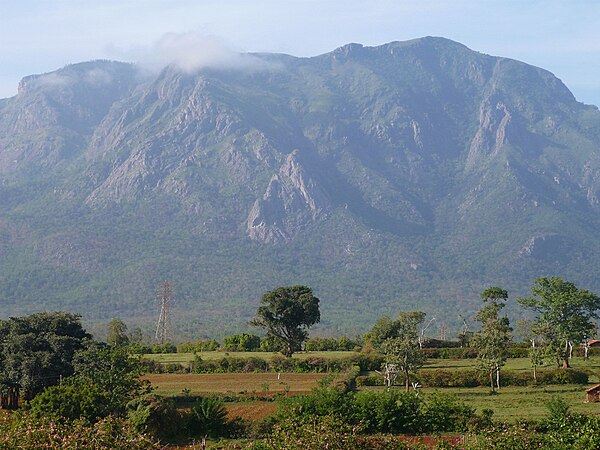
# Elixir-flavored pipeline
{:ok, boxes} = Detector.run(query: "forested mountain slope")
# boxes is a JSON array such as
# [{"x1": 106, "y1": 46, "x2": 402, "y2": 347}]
[{"x1": 2, "y1": 37, "x2": 600, "y2": 337}]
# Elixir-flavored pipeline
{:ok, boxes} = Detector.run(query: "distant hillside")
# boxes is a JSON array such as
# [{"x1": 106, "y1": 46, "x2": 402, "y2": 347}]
[{"x1": 2, "y1": 37, "x2": 600, "y2": 338}]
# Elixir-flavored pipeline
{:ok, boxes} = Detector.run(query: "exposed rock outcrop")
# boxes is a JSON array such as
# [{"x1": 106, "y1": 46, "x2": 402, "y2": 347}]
[{"x1": 247, "y1": 151, "x2": 331, "y2": 243}]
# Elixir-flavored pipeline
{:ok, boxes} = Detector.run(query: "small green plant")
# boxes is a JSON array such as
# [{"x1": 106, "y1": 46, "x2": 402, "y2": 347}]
[
  {"x1": 545, "y1": 396, "x2": 570, "y2": 422},
  {"x1": 189, "y1": 396, "x2": 228, "y2": 438}
]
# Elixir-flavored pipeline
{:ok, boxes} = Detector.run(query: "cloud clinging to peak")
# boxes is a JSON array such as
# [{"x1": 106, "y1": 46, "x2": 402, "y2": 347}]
[{"x1": 127, "y1": 31, "x2": 274, "y2": 73}]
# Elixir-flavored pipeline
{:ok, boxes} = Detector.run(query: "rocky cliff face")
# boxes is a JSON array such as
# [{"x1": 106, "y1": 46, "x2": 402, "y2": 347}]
[
  {"x1": 247, "y1": 150, "x2": 331, "y2": 243},
  {"x1": 2, "y1": 37, "x2": 600, "y2": 334}
]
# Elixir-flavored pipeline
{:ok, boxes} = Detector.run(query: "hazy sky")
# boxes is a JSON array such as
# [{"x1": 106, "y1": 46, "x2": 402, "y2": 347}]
[{"x1": 1, "y1": 1, "x2": 599, "y2": 106}]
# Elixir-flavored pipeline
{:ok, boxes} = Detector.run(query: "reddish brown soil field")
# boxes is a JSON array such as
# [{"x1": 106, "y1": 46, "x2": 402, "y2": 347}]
[
  {"x1": 145, "y1": 372, "x2": 325, "y2": 395},
  {"x1": 225, "y1": 401, "x2": 278, "y2": 421}
]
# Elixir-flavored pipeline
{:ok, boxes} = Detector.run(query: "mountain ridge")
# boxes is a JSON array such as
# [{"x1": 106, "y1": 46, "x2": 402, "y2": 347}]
[{"x1": 1, "y1": 37, "x2": 600, "y2": 337}]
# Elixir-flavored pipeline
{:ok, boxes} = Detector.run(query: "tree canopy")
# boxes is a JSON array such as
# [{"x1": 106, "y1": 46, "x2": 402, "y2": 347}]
[
  {"x1": 0, "y1": 312, "x2": 90, "y2": 406},
  {"x1": 250, "y1": 285, "x2": 320, "y2": 357},
  {"x1": 28, "y1": 343, "x2": 150, "y2": 421},
  {"x1": 107, "y1": 319, "x2": 129, "y2": 347},
  {"x1": 518, "y1": 277, "x2": 600, "y2": 368}
]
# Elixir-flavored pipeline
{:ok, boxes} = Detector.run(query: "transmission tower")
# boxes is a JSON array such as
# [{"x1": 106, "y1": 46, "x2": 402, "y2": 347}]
[
  {"x1": 439, "y1": 322, "x2": 448, "y2": 340},
  {"x1": 155, "y1": 281, "x2": 174, "y2": 344}
]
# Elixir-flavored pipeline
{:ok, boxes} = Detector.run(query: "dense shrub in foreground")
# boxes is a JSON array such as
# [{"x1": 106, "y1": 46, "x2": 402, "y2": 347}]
[
  {"x1": 421, "y1": 391, "x2": 476, "y2": 432},
  {"x1": 0, "y1": 413, "x2": 159, "y2": 449},
  {"x1": 28, "y1": 383, "x2": 111, "y2": 422},
  {"x1": 261, "y1": 415, "x2": 365, "y2": 450},
  {"x1": 353, "y1": 389, "x2": 422, "y2": 434},
  {"x1": 127, "y1": 394, "x2": 181, "y2": 439},
  {"x1": 277, "y1": 386, "x2": 479, "y2": 435}
]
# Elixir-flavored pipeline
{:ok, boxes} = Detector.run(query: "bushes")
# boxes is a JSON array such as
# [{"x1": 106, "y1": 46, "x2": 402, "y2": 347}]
[
  {"x1": 223, "y1": 334, "x2": 262, "y2": 352},
  {"x1": 0, "y1": 413, "x2": 160, "y2": 449},
  {"x1": 139, "y1": 360, "x2": 189, "y2": 374},
  {"x1": 359, "y1": 367, "x2": 589, "y2": 389},
  {"x1": 28, "y1": 383, "x2": 111, "y2": 422},
  {"x1": 192, "y1": 354, "x2": 383, "y2": 374},
  {"x1": 419, "y1": 369, "x2": 481, "y2": 388},
  {"x1": 262, "y1": 414, "x2": 363, "y2": 450},
  {"x1": 194, "y1": 355, "x2": 270, "y2": 373},
  {"x1": 537, "y1": 368, "x2": 589, "y2": 385},
  {"x1": 150, "y1": 343, "x2": 177, "y2": 354},
  {"x1": 305, "y1": 336, "x2": 362, "y2": 351},
  {"x1": 277, "y1": 385, "x2": 355, "y2": 421},
  {"x1": 466, "y1": 414, "x2": 600, "y2": 449},
  {"x1": 422, "y1": 347, "x2": 478, "y2": 359},
  {"x1": 277, "y1": 386, "x2": 481, "y2": 435},
  {"x1": 354, "y1": 390, "x2": 422, "y2": 433},
  {"x1": 421, "y1": 391, "x2": 476, "y2": 432},
  {"x1": 127, "y1": 395, "x2": 230, "y2": 440},
  {"x1": 127, "y1": 395, "x2": 181, "y2": 439}
]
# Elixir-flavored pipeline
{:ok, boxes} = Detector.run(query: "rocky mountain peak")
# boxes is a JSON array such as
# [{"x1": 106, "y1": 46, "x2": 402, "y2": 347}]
[{"x1": 2, "y1": 38, "x2": 600, "y2": 333}]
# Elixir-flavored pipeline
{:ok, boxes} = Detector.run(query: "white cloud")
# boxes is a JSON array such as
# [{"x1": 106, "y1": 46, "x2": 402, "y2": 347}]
[
  {"x1": 28, "y1": 72, "x2": 71, "y2": 89},
  {"x1": 120, "y1": 31, "x2": 277, "y2": 73},
  {"x1": 84, "y1": 68, "x2": 113, "y2": 86}
]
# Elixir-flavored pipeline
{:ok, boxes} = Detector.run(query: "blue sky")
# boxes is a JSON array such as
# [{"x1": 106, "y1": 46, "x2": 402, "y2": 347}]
[{"x1": 1, "y1": 0, "x2": 599, "y2": 105}]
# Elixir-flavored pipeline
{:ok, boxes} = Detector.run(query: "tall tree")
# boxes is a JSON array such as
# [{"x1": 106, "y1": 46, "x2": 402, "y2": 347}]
[
  {"x1": 518, "y1": 277, "x2": 600, "y2": 368},
  {"x1": 250, "y1": 285, "x2": 320, "y2": 357},
  {"x1": 378, "y1": 311, "x2": 427, "y2": 391},
  {"x1": 0, "y1": 312, "x2": 90, "y2": 406},
  {"x1": 107, "y1": 318, "x2": 130, "y2": 347},
  {"x1": 472, "y1": 287, "x2": 512, "y2": 392}
]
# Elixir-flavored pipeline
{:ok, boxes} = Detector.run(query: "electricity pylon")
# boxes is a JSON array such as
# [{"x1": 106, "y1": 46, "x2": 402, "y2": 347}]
[{"x1": 155, "y1": 281, "x2": 174, "y2": 344}]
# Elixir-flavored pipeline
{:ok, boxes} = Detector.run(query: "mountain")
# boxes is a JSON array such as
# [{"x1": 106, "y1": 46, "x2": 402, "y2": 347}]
[{"x1": 2, "y1": 37, "x2": 600, "y2": 338}]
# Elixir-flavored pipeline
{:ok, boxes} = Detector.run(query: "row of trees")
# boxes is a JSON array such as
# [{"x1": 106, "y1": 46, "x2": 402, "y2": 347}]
[
  {"x1": 7, "y1": 277, "x2": 591, "y2": 405},
  {"x1": 375, "y1": 278, "x2": 599, "y2": 392}
]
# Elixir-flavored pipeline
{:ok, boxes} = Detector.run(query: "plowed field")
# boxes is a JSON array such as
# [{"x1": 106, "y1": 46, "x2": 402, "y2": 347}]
[{"x1": 145, "y1": 372, "x2": 325, "y2": 395}]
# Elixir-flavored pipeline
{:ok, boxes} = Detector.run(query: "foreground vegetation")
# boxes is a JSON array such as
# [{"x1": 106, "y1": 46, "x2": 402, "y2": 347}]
[{"x1": 2, "y1": 276, "x2": 600, "y2": 448}]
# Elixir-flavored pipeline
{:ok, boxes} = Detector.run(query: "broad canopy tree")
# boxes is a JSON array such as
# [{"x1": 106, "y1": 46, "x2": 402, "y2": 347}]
[
  {"x1": 250, "y1": 285, "x2": 320, "y2": 357},
  {"x1": 518, "y1": 277, "x2": 600, "y2": 368},
  {"x1": 0, "y1": 312, "x2": 90, "y2": 408}
]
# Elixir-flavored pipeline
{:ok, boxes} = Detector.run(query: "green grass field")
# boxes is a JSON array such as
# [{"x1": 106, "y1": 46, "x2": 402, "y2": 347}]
[
  {"x1": 142, "y1": 352, "x2": 600, "y2": 421},
  {"x1": 412, "y1": 385, "x2": 599, "y2": 419}
]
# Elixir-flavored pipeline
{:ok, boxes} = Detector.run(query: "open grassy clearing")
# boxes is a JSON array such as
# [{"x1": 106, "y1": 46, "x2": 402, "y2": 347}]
[
  {"x1": 357, "y1": 384, "x2": 600, "y2": 420},
  {"x1": 143, "y1": 353, "x2": 600, "y2": 425},
  {"x1": 145, "y1": 372, "x2": 600, "y2": 422},
  {"x1": 431, "y1": 384, "x2": 600, "y2": 419},
  {"x1": 145, "y1": 372, "x2": 326, "y2": 396}
]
